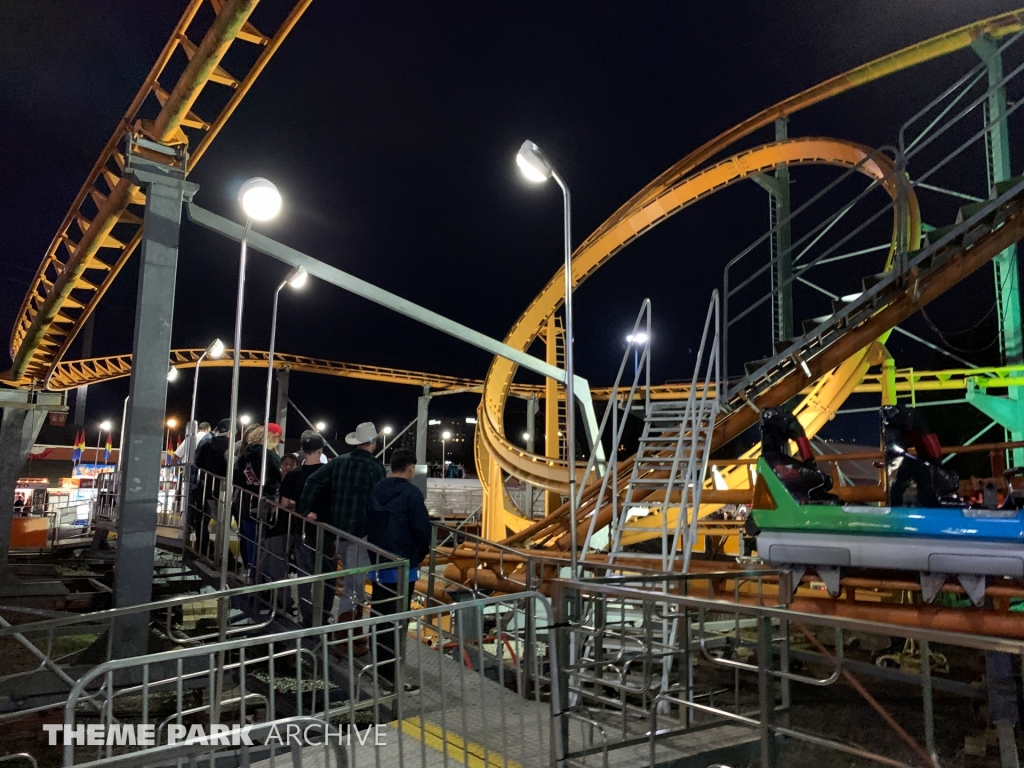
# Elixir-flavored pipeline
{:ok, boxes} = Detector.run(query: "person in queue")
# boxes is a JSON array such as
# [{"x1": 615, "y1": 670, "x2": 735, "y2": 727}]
[
  {"x1": 280, "y1": 431, "x2": 332, "y2": 623},
  {"x1": 297, "y1": 421, "x2": 385, "y2": 645},
  {"x1": 367, "y1": 448, "x2": 430, "y2": 690},
  {"x1": 280, "y1": 453, "x2": 298, "y2": 478},
  {"x1": 192, "y1": 418, "x2": 232, "y2": 557},
  {"x1": 233, "y1": 423, "x2": 283, "y2": 574}
]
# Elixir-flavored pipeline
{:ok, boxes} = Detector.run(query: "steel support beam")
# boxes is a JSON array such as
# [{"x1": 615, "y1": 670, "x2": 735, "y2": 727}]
[
  {"x1": 0, "y1": 391, "x2": 64, "y2": 593},
  {"x1": 974, "y1": 35, "x2": 1024, "y2": 467},
  {"x1": 415, "y1": 390, "x2": 431, "y2": 466},
  {"x1": 72, "y1": 314, "x2": 95, "y2": 426},
  {"x1": 525, "y1": 395, "x2": 537, "y2": 518},
  {"x1": 111, "y1": 144, "x2": 196, "y2": 658},
  {"x1": 274, "y1": 366, "x2": 289, "y2": 455}
]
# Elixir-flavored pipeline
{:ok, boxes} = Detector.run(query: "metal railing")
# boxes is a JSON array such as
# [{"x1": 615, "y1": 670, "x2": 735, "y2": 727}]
[
  {"x1": 57, "y1": 591, "x2": 555, "y2": 768},
  {"x1": 549, "y1": 573, "x2": 1024, "y2": 768}
]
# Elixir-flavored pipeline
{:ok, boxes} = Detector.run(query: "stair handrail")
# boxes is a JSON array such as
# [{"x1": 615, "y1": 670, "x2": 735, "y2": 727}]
[{"x1": 578, "y1": 299, "x2": 653, "y2": 557}]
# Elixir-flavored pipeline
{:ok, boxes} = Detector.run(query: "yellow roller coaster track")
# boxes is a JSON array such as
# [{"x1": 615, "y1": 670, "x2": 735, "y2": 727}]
[
  {"x1": 48, "y1": 350, "x2": 1024, "y2": 400},
  {"x1": 5, "y1": 0, "x2": 313, "y2": 387},
  {"x1": 477, "y1": 8, "x2": 1024, "y2": 542}
]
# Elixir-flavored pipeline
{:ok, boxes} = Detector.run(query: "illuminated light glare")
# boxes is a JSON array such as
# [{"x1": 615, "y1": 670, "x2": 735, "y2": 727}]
[
  {"x1": 166, "y1": 418, "x2": 178, "y2": 429},
  {"x1": 167, "y1": 367, "x2": 179, "y2": 382},
  {"x1": 428, "y1": 419, "x2": 441, "y2": 426},
  {"x1": 523, "y1": 432, "x2": 530, "y2": 441},
  {"x1": 382, "y1": 426, "x2": 393, "y2": 435},
  {"x1": 442, "y1": 431, "x2": 452, "y2": 440},
  {"x1": 209, "y1": 338, "x2": 225, "y2": 358},
  {"x1": 465, "y1": 417, "x2": 477, "y2": 424},
  {"x1": 627, "y1": 332, "x2": 649, "y2": 344},
  {"x1": 516, "y1": 140, "x2": 553, "y2": 183},
  {"x1": 315, "y1": 421, "x2": 326, "y2": 432},
  {"x1": 99, "y1": 420, "x2": 112, "y2": 431},
  {"x1": 287, "y1": 266, "x2": 308, "y2": 289},
  {"x1": 238, "y1": 177, "x2": 282, "y2": 221},
  {"x1": 239, "y1": 414, "x2": 251, "y2": 426}
]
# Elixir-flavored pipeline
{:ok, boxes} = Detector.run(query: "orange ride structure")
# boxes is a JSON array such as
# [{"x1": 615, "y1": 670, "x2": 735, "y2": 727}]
[{"x1": 8, "y1": 5, "x2": 1024, "y2": 636}]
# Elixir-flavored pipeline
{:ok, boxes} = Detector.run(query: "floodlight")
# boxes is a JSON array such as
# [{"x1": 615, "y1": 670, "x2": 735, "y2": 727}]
[{"x1": 516, "y1": 140, "x2": 553, "y2": 183}]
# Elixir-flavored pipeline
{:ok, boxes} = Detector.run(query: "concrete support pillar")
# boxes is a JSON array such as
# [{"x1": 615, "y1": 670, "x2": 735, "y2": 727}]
[
  {"x1": 112, "y1": 143, "x2": 196, "y2": 658},
  {"x1": 525, "y1": 395, "x2": 537, "y2": 518},
  {"x1": 274, "y1": 367, "x2": 290, "y2": 455}
]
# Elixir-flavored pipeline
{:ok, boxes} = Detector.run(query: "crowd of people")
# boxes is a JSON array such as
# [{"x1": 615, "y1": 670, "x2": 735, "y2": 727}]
[{"x1": 187, "y1": 418, "x2": 430, "y2": 689}]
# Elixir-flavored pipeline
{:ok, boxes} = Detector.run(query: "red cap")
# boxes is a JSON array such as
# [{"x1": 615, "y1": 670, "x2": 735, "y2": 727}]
[{"x1": 267, "y1": 423, "x2": 283, "y2": 437}]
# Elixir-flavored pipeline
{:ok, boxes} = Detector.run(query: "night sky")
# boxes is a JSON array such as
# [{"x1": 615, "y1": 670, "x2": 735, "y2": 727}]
[{"x1": 2, "y1": 1, "x2": 1023, "y2": 464}]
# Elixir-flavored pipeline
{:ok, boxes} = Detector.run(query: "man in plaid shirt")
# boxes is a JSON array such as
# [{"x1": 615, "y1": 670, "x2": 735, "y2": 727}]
[{"x1": 298, "y1": 422, "x2": 385, "y2": 630}]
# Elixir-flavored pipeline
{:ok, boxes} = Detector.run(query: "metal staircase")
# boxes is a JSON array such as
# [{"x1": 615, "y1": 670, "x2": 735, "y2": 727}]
[{"x1": 607, "y1": 294, "x2": 721, "y2": 571}]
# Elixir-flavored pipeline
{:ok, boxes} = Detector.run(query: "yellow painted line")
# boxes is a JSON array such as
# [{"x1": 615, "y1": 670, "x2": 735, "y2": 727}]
[{"x1": 393, "y1": 716, "x2": 523, "y2": 768}]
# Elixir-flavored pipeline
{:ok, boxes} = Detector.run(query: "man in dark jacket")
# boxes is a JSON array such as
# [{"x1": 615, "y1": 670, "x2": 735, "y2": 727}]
[
  {"x1": 367, "y1": 448, "x2": 430, "y2": 688},
  {"x1": 190, "y1": 418, "x2": 232, "y2": 557}
]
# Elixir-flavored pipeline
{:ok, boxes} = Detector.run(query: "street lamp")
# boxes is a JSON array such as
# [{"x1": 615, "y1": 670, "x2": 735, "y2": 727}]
[
  {"x1": 626, "y1": 332, "x2": 649, "y2": 380},
  {"x1": 381, "y1": 425, "x2": 393, "y2": 463},
  {"x1": 239, "y1": 414, "x2": 251, "y2": 426},
  {"x1": 167, "y1": 367, "x2": 179, "y2": 382},
  {"x1": 261, "y1": 264, "x2": 308, "y2": 487},
  {"x1": 517, "y1": 139, "x2": 579, "y2": 577},
  {"x1": 164, "y1": 418, "x2": 178, "y2": 466},
  {"x1": 315, "y1": 421, "x2": 326, "y2": 432},
  {"x1": 96, "y1": 420, "x2": 112, "y2": 464},
  {"x1": 441, "y1": 430, "x2": 451, "y2": 477},
  {"x1": 189, "y1": 338, "x2": 225, "y2": 464},
  {"x1": 221, "y1": 178, "x2": 281, "y2": 581}
]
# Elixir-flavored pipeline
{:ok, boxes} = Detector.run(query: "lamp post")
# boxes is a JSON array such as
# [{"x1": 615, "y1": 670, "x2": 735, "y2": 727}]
[
  {"x1": 381, "y1": 425, "x2": 393, "y2": 464},
  {"x1": 517, "y1": 139, "x2": 579, "y2": 577},
  {"x1": 261, "y1": 265, "x2": 307, "y2": 488},
  {"x1": 165, "y1": 418, "x2": 178, "y2": 466},
  {"x1": 96, "y1": 420, "x2": 112, "y2": 465},
  {"x1": 626, "y1": 332, "x2": 648, "y2": 380},
  {"x1": 441, "y1": 430, "x2": 451, "y2": 477},
  {"x1": 189, "y1": 338, "x2": 225, "y2": 463},
  {"x1": 218, "y1": 178, "x2": 281, "y2": 582}
]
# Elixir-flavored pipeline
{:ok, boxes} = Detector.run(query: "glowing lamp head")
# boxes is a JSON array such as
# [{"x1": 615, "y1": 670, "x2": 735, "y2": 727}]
[
  {"x1": 315, "y1": 421, "x2": 326, "y2": 432},
  {"x1": 209, "y1": 338, "x2": 225, "y2": 359},
  {"x1": 99, "y1": 420, "x2": 112, "y2": 431},
  {"x1": 382, "y1": 426, "x2": 393, "y2": 435},
  {"x1": 522, "y1": 432, "x2": 530, "y2": 441},
  {"x1": 627, "y1": 332, "x2": 649, "y2": 345},
  {"x1": 516, "y1": 140, "x2": 553, "y2": 183},
  {"x1": 238, "y1": 177, "x2": 282, "y2": 221},
  {"x1": 167, "y1": 367, "x2": 179, "y2": 382},
  {"x1": 166, "y1": 418, "x2": 178, "y2": 429},
  {"x1": 442, "y1": 431, "x2": 452, "y2": 441},
  {"x1": 239, "y1": 414, "x2": 251, "y2": 426},
  {"x1": 287, "y1": 266, "x2": 308, "y2": 289}
]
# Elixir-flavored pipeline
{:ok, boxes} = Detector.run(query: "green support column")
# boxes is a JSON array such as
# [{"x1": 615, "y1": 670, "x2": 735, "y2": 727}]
[
  {"x1": 973, "y1": 35, "x2": 1024, "y2": 467},
  {"x1": 753, "y1": 118, "x2": 793, "y2": 347},
  {"x1": 773, "y1": 117, "x2": 793, "y2": 344}
]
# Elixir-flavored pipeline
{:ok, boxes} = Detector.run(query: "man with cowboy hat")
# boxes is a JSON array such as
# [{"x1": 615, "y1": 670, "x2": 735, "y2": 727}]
[{"x1": 297, "y1": 421, "x2": 385, "y2": 635}]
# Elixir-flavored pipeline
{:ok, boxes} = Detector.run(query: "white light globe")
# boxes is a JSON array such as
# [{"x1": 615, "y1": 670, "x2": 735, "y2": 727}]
[
  {"x1": 516, "y1": 140, "x2": 553, "y2": 183},
  {"x1": 167, "y1": 367, "x2": 179, "y2": 382},
  {"x1": 100, "y1": 420, "x2": 112, "y2": 431},
  {"x1": 238, "y1": 177, "x2": 282, "y2": 222},
  {"x1": 442, "y1": 431, "x2": 452, "y2": 440},
  {"x1": 315, "y1": 421, "x2": 326, "y2": 432},
  {"x1": 209, "y1": 339, "x2": 226, "y2": 358},
  {"x1": 382, "y1": 426, "x2": 393, "y2": 435},
  {"x1": 239, "y1": 414, "x2": 251, "y2": 426}
]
